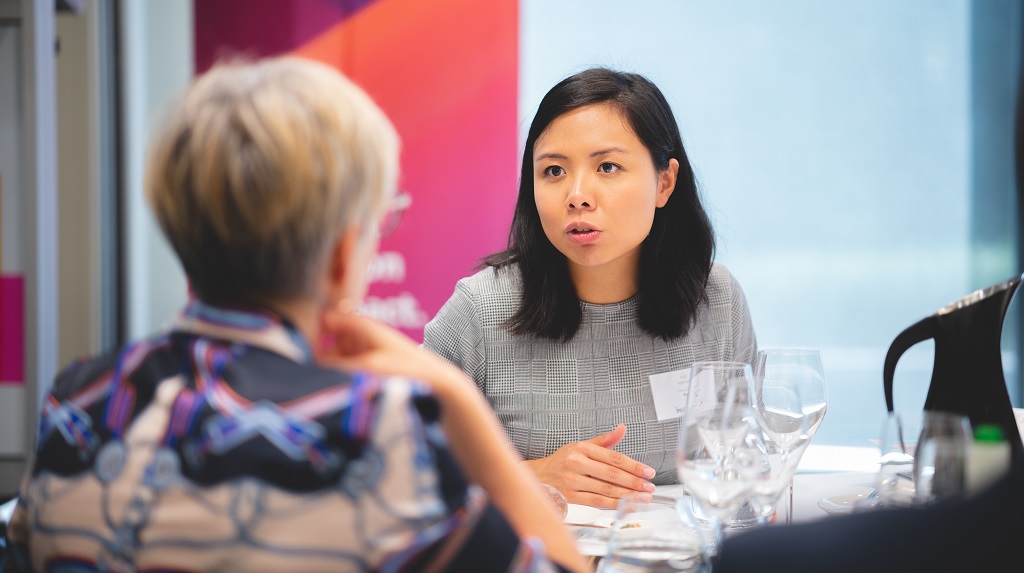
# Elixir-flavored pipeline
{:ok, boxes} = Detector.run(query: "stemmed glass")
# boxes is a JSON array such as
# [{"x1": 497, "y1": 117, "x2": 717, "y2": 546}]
[
  {"x1": 752, "y1": 348, "x2": 828, "y2": 524},
  {"x1": 734, "y1": 405, "x2": 808, "y2": 525},
  {"x1": 676, "y1": 361, "x2": 757, "y2": 554}
]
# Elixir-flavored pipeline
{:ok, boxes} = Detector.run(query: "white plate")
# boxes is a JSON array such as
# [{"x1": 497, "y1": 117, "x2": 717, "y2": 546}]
[
  {"x1": 564, "y1": 503, "x2": 604, "y2": 524},
  {"x1": 564, "y1": 504, "x2": 613, "y2": 558},
  {"x1": 817, "y1": 492, "x2": 872, "y2": 516}
]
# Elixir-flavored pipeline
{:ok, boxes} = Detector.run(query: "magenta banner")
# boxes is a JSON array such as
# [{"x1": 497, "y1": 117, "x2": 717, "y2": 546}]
[
  {"x1": 1, "y1": 275, "x2": 24, "y2": 384},
  {"x1": 195, "y1": 0, "x2": 519, "y2": 342}
]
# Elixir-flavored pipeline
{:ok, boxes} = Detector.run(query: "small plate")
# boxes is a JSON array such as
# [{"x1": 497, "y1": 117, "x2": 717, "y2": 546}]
[
  {"x1": 817, "y1": 492, "x2": 872, "y2": 516},
  {"x1": 564, "y1": 503, "x2": 605, "y2": 525}
]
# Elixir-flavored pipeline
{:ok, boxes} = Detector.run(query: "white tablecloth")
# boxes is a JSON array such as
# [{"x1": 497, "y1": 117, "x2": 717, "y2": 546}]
[{"x1": 569, "y1": 443, "x2": 884, "y2": 559}]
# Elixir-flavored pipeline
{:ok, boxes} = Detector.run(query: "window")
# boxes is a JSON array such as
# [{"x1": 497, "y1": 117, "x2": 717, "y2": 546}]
[{"x1": 521, "y1": 0, "x2": 1022, "y2": 446}]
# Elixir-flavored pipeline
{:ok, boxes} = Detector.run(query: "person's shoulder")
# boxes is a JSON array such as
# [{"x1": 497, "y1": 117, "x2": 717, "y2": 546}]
[
  {"x1": 707, "y1": 262, "x2": 741, "y2": 291},
  {"x1": 705, "y1": 262, "x2": 751, "y2": 309},
  {"x1": 428, "y1": 264, "x2": 521, "y2": 334},
  {"x1": 50, "y1": 343, "x2": 131, "y2": 400},
  {"x1": 442, "y1": 264, "x2": 523, "y2": 310},
  {"x1": 457, "y1": 264, "x2": 521, "y2": 293}
]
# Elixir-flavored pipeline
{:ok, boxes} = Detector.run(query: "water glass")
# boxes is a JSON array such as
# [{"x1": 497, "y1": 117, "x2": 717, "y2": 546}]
[
  {"x1": 876, "y1": 410, "x2": 972, "y2": 508},
  {"x1": 733, "y1": 415, "x2": 806, "y2": 525},
  {"x1": 540, "y1": 483, "x2": 568, "y2": 520},
  {"x1": 677, "y1": 362, "x2": 757, "y2": 552},
  {"x1": 599, "y1": 494, "x2": 708, "y2": 573},
  {"x1": 913, "y1": 411, "x2": 972, "y2": 505},
  {"x1": 751, "y1": 348, "x2": 827, "y2": 523},
  {"x1": 876, "y1": 411, "x2": 918, "y2": 508}
]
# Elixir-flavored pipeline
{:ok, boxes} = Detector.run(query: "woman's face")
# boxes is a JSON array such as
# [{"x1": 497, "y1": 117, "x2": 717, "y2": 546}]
[{"x1": 533, "y1": 103, "x2": 678, "y2": 289}]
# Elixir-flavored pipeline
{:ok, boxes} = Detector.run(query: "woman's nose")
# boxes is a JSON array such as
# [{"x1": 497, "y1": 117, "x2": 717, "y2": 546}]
[{"x1": 566, "y1": 176, "x2": 593, "y2": 209}]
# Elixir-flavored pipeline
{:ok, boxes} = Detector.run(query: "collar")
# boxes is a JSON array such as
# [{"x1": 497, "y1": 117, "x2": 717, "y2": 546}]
[{"x1": 172, "y1": 300, "x2": 315, "y2": 364}]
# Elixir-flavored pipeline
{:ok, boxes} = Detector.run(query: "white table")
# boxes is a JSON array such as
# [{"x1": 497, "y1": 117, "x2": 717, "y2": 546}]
[
  {"x1": 789, "y1": 443, "x2": 879, "y2": 522},
  {"x1": 598, "y1": 443, "x2": 880, "y2": 521},
  {"x1": 644, "y1": 470, "x2": 876, "y2": 526},
  {"x1": 569, "y1": 443, "x2": 882, "y2": 561}
]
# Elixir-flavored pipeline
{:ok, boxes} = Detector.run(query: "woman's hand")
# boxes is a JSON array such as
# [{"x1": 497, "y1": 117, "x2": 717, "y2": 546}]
[
  {"x1": 317, "y1": 307, "x2": 465, "y2": 387},
  {"x1": 524, "y1": 424, "x2": 657, "y2": 509},
  {"x1": 317, "y1": 308, "x2": 589, "y2": 573}
]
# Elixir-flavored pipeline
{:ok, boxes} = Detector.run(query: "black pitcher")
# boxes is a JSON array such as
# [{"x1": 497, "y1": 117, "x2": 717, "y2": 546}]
[{"x1": 883, "y1": 273, "x2": 1024, "y2": 460}]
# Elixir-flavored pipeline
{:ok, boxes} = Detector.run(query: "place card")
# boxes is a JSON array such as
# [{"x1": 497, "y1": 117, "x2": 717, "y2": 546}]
[{"x1": 648, "y1": 368, "x2": 691, "y2": 421}]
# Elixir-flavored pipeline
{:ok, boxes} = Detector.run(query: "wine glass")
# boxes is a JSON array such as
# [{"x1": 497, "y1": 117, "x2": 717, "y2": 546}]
[
  {"x1": 735, "y1": 406, "x2": 808, "y2": 525},
  {"x1": 752, "y1": 348, "x2": 828, "y2": 523},
  {"x1": 686, "y1": 361, "x2": 754, "y2": 459},
  {"x1": 676, "y1": 361, "x2": 756, "y2": 553},
  {"x1": 746, "y1": 364, "x2": 809, "y2": 524}
]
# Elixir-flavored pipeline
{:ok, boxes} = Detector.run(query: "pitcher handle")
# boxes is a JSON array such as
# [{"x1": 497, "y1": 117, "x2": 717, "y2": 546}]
[{"x1": 883, "y1": 315, "x2": 936, "y2": 412}]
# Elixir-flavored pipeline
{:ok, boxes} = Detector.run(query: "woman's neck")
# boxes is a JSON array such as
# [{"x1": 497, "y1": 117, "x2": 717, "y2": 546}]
[
  {"x1": 568, "y1": 258, "x2": 640, "y2": 304},
  {"x1": 257, "y1": 297, "x2": 320, "y2": 344}
]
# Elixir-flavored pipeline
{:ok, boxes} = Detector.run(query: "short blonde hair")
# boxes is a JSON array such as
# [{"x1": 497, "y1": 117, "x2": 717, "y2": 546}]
[{"x1": 145, "y1": 56, "x2": 399, "y2": 306}]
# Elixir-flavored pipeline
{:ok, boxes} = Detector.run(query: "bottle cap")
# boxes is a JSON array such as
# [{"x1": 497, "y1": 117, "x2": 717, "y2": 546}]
[{"x1": 974, "y1": 423, "x2": 1005, "y2": 443}]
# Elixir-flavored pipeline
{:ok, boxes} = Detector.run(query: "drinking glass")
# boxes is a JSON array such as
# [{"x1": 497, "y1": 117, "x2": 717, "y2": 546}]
[
  {"x1": 752, "y1": 348, "x2": 827, "y2": 523},
  {"x1": 732, "y1": 413, "x2": 807, "y2": 525},
  {"x1": 598, "y1": 494, "x2": 707, "y2": 573},
  {"x1": 685, "y1": 361, "x2": 755, "y2": 459},
  {"x1": 540, "y1": 483, "x2": 568, "y2": 520},
  {"x1": 875, "y1": 411, "x2": 918, "y2": 508},
  {"x1": 913, "y1": 411, "x2": 972, "y2": 505},
  {"x1": 676, "y1": 361, "x2": 756, "y2": 553}
]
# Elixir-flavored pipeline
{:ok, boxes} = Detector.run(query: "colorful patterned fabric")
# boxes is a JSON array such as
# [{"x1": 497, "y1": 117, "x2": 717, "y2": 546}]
[
  {"x1": 423, "y1": 263, "x2": 758, "y2": 485},
  {"x1": 2, "y1": 302, "x2": 564, "y2": 573}
]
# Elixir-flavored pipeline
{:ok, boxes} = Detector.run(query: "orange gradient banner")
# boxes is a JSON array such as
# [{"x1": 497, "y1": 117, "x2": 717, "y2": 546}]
[{"x1": 195, "y1": 0, "x2": 518, "y2": 341}]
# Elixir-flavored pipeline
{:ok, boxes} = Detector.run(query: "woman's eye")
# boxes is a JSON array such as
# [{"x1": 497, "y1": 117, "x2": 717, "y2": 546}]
[
  {"x1": 543, "y1": 165, "x2": 565, "y2": 177},
  {"x1": 598, "y1": 162, "x2": 620, "y2": 174}
]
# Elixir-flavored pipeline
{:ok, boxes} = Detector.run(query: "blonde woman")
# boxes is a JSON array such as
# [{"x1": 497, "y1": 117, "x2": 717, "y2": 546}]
[{"x1": 2, "y1": 57, "x2": 586, "y2": 573}]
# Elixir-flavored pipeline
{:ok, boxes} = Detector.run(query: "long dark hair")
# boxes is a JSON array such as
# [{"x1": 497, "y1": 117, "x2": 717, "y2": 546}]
[{"x1": 484, "y1": 67, "x2": 715, "y2": 341}]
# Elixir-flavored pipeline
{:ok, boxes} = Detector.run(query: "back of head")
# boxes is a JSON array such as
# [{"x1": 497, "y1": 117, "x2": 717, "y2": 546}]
[{"x1": 145, "y1": 56, "x2": 400, "y2": 307}]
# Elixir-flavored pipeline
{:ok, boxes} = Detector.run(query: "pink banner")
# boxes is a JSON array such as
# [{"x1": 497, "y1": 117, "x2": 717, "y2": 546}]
[
  {"x1": 195, "y1": 0, "x2": 519, "y2": 342},
  {"x1": 1, "y1": 275, "x2": 24, "y2": 384}
]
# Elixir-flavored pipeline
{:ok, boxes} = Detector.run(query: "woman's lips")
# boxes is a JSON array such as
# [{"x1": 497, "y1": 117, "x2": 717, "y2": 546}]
[{"x1": 565, "y1": 222, "x2": 601, "y2": 245}]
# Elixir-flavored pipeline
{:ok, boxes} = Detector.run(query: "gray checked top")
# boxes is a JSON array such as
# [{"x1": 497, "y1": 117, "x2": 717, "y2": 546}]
[{"x1": 422, "y1": 262, "x2": 758, "y2": 484}]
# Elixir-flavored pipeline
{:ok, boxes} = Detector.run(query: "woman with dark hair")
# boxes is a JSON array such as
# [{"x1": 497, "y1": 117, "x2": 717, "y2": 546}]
[{"x1": 423, "y1": 67, "x2": 757, "y2": 508}]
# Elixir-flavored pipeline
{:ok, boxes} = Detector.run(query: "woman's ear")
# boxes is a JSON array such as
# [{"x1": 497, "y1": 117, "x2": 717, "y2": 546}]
[
  {"x1": 326, "y1": 225, "x2": 367, "y2": 305},
  {"x1": 656, "y1": 158, "x2": 679, "y2": 208}
]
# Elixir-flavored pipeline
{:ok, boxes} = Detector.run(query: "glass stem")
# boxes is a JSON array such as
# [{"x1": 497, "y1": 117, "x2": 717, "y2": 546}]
[
  {"x1": 711, "y1": 518, "x2": 726, "y2": 555},
  {"x1": 787, "y1": 478, "x2": 795, "y2": 524}
]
